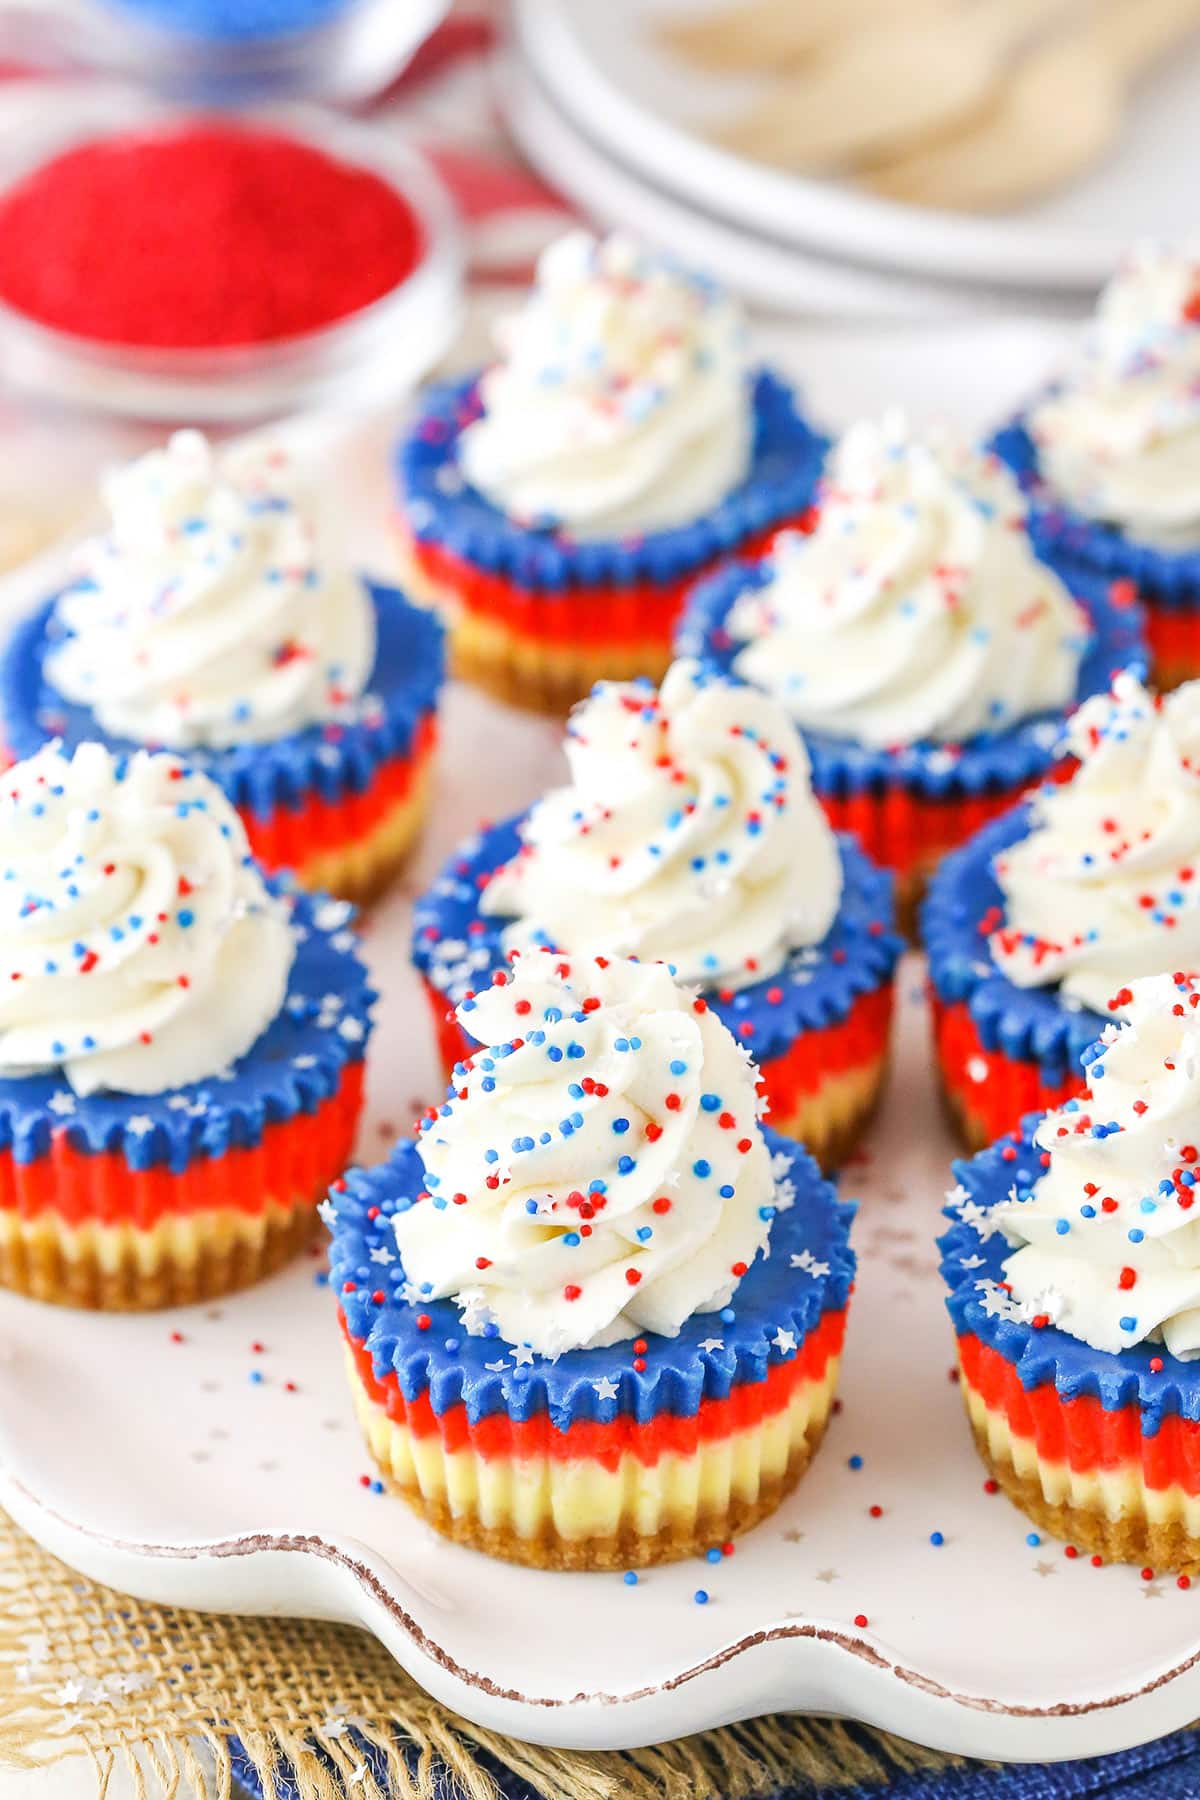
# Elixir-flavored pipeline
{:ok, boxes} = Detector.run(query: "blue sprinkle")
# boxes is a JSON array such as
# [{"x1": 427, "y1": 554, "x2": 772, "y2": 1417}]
[
  {"x1": 623, "y1": 1571, "x2": 638, "y2": 1587},
  {"x1": 249, "y1": 1370, "x2": 264, "y2": 1385},
  {"x1": 693, "y1": 1159, "x2": 711, "y2": 1178},
  {"x1": 612, "y1": 1118, "x2": 630, "y2": 1135},
  {"x1": 1026, "y1": 1533, "x2": 1041, "y2": 1548},
  {"x1": 693, "y1": 1590, "x2": 709, "y2": 1606},
  {"x1": 848, "y1": 1455, "x2": 863, "y2": 1471},
  {"x1": 669, "y1": 1059, "x2": 687, "y2": 1076},
  {"x1": 700, "y1": 1094, "x2": 721, "y2": 1112},
  {"x1": 930, "y1": 1531, "x2": 944, "y2": 1547},
  {"x1": 705, "y1": 1547, "x2": 722, "y2": 1565}
]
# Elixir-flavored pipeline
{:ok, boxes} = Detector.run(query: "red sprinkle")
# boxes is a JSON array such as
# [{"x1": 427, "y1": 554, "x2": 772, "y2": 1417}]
[{"x1": 0, "y1": 123, "x2": 426, "y2": 347}]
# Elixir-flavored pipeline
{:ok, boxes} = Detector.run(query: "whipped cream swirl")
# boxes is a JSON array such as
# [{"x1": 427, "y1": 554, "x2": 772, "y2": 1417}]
[
  {"x1": 992, "y1": 673, "x2": 1200, "y2": 1014},
  {"x1": 1030, "y1": 243, "x2": 1200, "y2": 547},
  {"x1": 995, "y1": 973, "x2": 1200, "y2": 1358},
  {"x1": 481, "y1": 660, "x2": 842, "y2": 990},
  {"x1": 395, "y1": 950, "x2": 776, "y2": 1359},
  {"x1": 728, "y1": 413, "x2": 1088, "y2": 748},
  {"x1": 458, "y1": 230, "x2": 753, "y2": 540},
  {"x1": 0, "y1": 742, "x2": 294, "y2": 1096},
  {"x1": 47, "y1": 430, "x2": 376, "y2": 750}
]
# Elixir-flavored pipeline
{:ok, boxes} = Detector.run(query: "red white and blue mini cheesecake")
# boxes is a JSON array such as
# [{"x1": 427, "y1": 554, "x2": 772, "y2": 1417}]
[
  {"x1": 924, "y1": 673, "x2": 1200, "y2": 1147},
  {"x1": 0, "y1": 741, "x2": 372, "y2": 1309},
  {"x1": 993, "y1": 244, "x2": 1200, "y2": 691},
  {"x1": 677, "y1": 413, "x2": 1145, "y2": 930},
  {"x1": 395, "y1": 230, "x2": 824, "y2": 714},
  {"x1": 413, "y1": 660, "x2": 901, "y2": 1170},
  {"x1": 330, "y1": 949, "x2": 854, "y2": 1568},
  {"x1": 0, "y1": 431, "x2": 444, "y2": 905},
  {"x1": 941, "y1": 972, "x2": 1200, "y2": 1572}
]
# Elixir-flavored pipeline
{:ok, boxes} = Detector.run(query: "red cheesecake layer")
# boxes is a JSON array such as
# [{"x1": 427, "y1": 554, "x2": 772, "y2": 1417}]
[
  {"x1": 755, "y1": 980, "x2": 893, "y2": 1115},
  {"x1": 1146, "y1": 601, "x2": 1200, "y2": 692},
  {"x1": 821, "y1": 781, "x2": 1038, "y2": 887},
  {"x1": 959, "y1": 1331, "x2": 1200, "y2": 1495},
  {"x1": 242, "y1": 711, "x2": 436, "y2": 876},
  {"x1": 405, "y1": 518, "x2": 813, "y2": 654},
  {"x1": 932, "y1": 995, "x2": 1084, "y2": 1146},
  {"x1": 0, "y1": 1061, "x2": 364, "y2": 1228},
  {"x1": 342, "y1": 1303, "x2": 847, "y2": 1471}
]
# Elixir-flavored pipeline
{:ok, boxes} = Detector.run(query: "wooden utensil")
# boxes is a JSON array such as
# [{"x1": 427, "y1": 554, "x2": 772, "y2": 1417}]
[
  {"x1": 864, "y1": 0, "x2": 1200, "y2": 211},
  {"x1": 656, "y1": 0, "x2": 949, "y2": 75},
  {"x1": 712, "y1": 0, "x2": 1080, "y2": 174}
]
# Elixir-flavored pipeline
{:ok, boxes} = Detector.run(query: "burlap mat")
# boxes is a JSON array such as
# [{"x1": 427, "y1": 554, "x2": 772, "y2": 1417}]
[{"x1": 0, "y1": 1508, "x2": 967, "y2": 1800}]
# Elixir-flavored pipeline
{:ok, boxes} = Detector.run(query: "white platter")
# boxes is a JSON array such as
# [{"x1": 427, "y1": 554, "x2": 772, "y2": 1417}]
[
  {"x1": 0, "y1": 679, "x2": 1199, "y2": 1761},
  {"x1": 498, "y1": 54, "x2": 1045, "y2": 322},
  {"x1": 514, "y1": 0, "x2": 1200, "y2": 293}
]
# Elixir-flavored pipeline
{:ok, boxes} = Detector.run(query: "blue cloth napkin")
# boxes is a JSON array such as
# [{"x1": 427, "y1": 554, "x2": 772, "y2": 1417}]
[{"x1": 230, "y1": 1722, "x2": 1200, "y2": 1800}]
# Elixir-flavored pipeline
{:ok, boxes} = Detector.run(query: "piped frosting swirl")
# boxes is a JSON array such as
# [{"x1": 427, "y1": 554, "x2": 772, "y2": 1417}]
[
  {"x1": 996, "y1": 973, "x2": 1200, "y2": 1359},
  {"x1": 393, "y1": 949, "x2": 776, "y2": 1359},
  {"x1": 727, "y1": 412, "x2": 1088, "y2": 748},
  {"x1": 1029, "y1": 242, "x2": 1200, "y2": 547},
  {"x1": 46, "y1": 429, "x2": 376, "y2": 750},
  {"x1": 480, "y1": 659, "x2": 842, "y2": 991},
  {"x1": 992, "y1": 673, "x2": 1200, "y2": 1014},
  {"x1": 458, "y1": 230, "x2": 753, "y2": 540},
  {"x1": 0, "y1": 741, "x2": 294, "y2": 1096}
]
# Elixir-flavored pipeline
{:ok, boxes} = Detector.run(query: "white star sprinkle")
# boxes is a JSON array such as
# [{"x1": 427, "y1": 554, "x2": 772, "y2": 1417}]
[
  {"x1": 592, "y1": 1376, "x2": 619, "y2": 1401},
  {"x1": 512, "y1": 1344, "x2": 535, "y2": 1366},
  {"x1": 47, "y1": 1091, "x2": 75, "y2": 1117},
  {"x1": 698, "y1": 1337, "x2": 724, "y2": 1353},
  {"x1": 772, "y1": 1327, "x2": 797, "y2": 1354},
  {"x1": 368, "y1": 1246, "x2": 394, "y2": 1266}
]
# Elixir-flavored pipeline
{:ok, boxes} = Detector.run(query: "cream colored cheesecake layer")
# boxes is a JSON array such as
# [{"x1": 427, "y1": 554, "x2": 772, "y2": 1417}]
[
  {"x1": 963, "y1": 1374, "x2": 1200, "y2": 1531},
  {"x1": 347, "y1": 1347, "x2": 840, "y2": 1543}
]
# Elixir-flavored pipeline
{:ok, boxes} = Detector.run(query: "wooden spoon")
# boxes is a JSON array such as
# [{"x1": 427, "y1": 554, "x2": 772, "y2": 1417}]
[
  {"x1": 656, "y1": 0, "x2": 950, "y2": 76},
  {"x1": 712, "y1": 0, "x2": 1080, "y2": 174},
  {"x1": 864, "y1": 0, "x2": 1200, "y2": 211}
]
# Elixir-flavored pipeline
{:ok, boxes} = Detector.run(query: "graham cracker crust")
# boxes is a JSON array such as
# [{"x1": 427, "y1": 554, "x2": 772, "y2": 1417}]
[
  {"x1": 372, "y1": 1418, "x2": 829, "y2": 1570},
  {"x1": 0, "y1": 1201, "x2": 321, "y2": 1311},
  {"x1": 771, "y1": 1053, "x2": 889, "y2": 1173},
  {"x1": 296, "y1": 768, "x2": 434, "y2": 908},
  {"x1": 936, "y1": 1069, "x2": 993, "y2": 1153},
  {"x1": 392, "y1": 532, "x2": 674, "y2": 716},
  {"x1": 968, "y1": 1416, "x2": 1200, "y2": 1575},
  {"x1": 450, "y1": 629, "x2": 674, "y2": 718}
]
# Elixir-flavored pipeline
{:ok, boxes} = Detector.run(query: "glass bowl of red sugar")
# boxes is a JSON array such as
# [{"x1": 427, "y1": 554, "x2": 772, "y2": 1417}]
[{"x1": 0, "y1": 92, "x2": 463, "y2": 420}]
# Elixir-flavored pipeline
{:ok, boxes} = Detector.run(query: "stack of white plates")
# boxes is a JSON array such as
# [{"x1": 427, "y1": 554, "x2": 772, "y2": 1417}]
[{"x1": 502, "y1": 0, "x2": 1200, "y2": 319}]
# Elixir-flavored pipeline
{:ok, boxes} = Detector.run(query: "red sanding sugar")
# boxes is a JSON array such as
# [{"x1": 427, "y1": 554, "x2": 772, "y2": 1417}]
[{"x1": 0, "y1": 121, "x2": 425, "y2": 349}]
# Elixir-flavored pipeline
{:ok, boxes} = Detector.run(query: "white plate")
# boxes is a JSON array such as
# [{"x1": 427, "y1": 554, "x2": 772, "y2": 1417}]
[
  {"x1": 514, "y1": 0, "x2": 1200, "y2": 292},
  {"x1": 1, "y1": 683, "x2": 1199, "y2": 1761},
  {"x1": 498, "y1": 54, "x2": 1052, "y2": 321}
]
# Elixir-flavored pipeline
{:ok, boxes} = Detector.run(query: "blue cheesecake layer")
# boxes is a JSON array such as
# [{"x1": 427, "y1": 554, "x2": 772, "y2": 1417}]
[
  {"x1": 0, "y1": 581, "x2": 445, "y2": 822},
  {"x1": 412, "y1": 817, "x2": 902, "y2": 1065},
  {"x1": 331, "y1": 1126, "x2": 855, "y2": 1430},
  {"x1": 993, "y1": 413, "x2": 1200, "y2": 606},
  {"x1": 940, "y1": 1124, "x2": 1200, "y2": 1432},
  {"x1": 0, "y1": 885, "x2": 373, "y2": 1172},
  {"x1": 397, "y1": 370, "x2": 828, "y2": 592},
  {"x1": 922, "y1": 804, "x2": 1104, "y2": 1083},
  {"x1": 677, "y1": 554, "x2": 1146, "y2": 800},
  {"x1": 102, "y1": 0, "x2": 352, "y2": 40}
]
